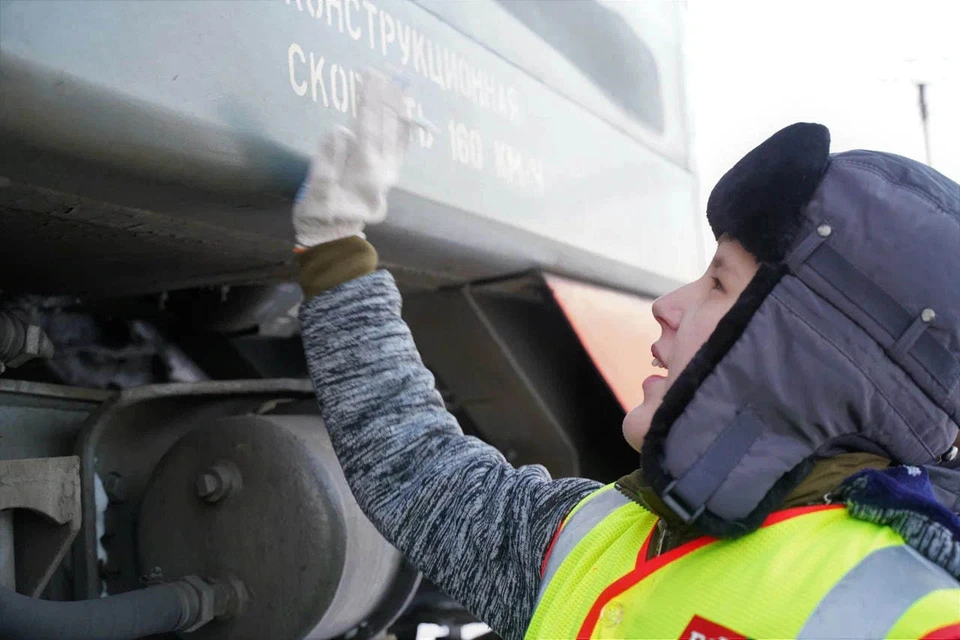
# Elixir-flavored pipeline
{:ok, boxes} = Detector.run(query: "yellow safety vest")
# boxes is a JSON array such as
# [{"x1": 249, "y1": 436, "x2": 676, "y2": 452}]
[{"x1": 527, "y1": 485, "x2": 960, "y2": 639}]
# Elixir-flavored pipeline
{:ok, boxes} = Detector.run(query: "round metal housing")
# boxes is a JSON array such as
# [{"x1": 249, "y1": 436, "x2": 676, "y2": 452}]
[{"x1": 137, "y1": 414, "x2": 415, "y2": 640}]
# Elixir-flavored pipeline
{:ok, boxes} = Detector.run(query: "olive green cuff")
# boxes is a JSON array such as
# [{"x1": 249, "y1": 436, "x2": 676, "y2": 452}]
[{"x1": 297, "y1": 235, "x2": 379, "y2": 301}]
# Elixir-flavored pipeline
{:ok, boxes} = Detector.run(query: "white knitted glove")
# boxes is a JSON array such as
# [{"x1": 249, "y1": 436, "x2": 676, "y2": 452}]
[{"x1": 293, "y1": 71, "x2": 411, "y2": 249}]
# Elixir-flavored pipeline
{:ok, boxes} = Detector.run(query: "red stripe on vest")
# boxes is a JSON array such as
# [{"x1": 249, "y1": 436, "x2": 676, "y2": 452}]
[
  {"x1": 922, "y1": 621, "x2": 960, "y2": 639},
  {"x1": 762, "y1": 503, "x2": 843, "y2": 526},
  {"x1": 635, "y1": 524, "x2": 657, "y2": 567},
  {"x1": 576, "y1": 536, "x2": 715, "y2": 638},
  {"x1": 576, "y1": 504, "x2": 843, "y2": 639}
]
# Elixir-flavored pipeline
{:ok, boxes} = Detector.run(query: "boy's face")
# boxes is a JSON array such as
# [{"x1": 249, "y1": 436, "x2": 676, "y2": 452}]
[{"x1": 622, "y1": 238, "x2": 759, "y2": 451}]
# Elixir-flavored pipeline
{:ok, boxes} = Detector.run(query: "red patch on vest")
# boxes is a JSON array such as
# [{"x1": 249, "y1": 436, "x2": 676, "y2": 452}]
[{"x1": 679, "y1": 615, "x2": 746, "y2": 640}]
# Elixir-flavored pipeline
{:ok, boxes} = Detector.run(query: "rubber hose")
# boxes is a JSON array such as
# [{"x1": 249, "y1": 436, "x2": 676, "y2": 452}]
[{"x1": 0, "y1": 582, "x2": 197, "y2": 640}]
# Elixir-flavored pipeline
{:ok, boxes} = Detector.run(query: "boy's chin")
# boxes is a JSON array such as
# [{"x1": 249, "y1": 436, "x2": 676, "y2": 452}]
[{"x1": 622, "y1": 404, "x2": 654, "y2": 452}]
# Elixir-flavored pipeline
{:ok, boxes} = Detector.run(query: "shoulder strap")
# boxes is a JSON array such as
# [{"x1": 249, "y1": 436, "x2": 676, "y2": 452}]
[
  {"x1": 536, "y1": 487, "x2": 632, "y2": 606},
  {"x1": 798, "y1": 544, "x2": 958, "y2": 639}
]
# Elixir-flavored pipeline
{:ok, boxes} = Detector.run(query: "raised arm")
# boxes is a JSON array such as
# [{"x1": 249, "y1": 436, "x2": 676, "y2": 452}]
[
  {"x1": 300, "y1": 263, "x2": 598, "y2": 639},
  {"x1": 294, "y1": 74, "x2": 599, "y2": 640}
]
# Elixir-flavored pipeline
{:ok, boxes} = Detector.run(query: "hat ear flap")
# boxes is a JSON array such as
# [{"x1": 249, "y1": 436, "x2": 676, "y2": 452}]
[{"x1": 707, "y1": 123, "x2": 831, "y2": 263}]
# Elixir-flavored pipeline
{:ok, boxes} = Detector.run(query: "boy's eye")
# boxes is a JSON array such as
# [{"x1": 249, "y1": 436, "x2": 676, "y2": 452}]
[{"x1": 711, "y1": 276, "x2": 724, "y2": 292}]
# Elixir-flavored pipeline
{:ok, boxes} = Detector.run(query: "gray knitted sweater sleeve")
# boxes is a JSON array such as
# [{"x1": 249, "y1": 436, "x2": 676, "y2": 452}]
[{"x1": 299, "y1": 270, "x2": 601, "y2": 640}]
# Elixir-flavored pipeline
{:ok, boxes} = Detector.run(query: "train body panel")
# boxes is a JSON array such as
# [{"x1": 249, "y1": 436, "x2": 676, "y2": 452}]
[
  {"x1": 0, "y1": 2, "x2": 692, "y2": 636},
  {"x1": 1, "y1": 0, "x2": 701, "y2": 296}
]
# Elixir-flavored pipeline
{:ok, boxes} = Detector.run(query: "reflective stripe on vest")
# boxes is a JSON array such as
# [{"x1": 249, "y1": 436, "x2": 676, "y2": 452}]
[
  {"x1": 527, "y1": 485, "x2": 960, "y2": 639},
  {"x1": 537, "y1": 488, "x2": 631, "y2": 606},
  {"x1": 797, "y1": 544, "x2": 958, "y2": 639}
]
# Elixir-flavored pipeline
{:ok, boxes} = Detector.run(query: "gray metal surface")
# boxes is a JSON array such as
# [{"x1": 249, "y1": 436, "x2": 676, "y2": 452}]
[
  {"x1": 0, "y1": 180, "x2": 294, "y2": 297},
  {"x1": 0, "y1": 575, "x2": 223, "y2": 640},
  {"x1": 0, "y1": 380, "x2": 106, "y2": 462},
  {"x1": 0, "y1": 456, "x2": 81, "y2": 596},
  {"x1": 136, "y1": 415, "x2": 346, "y2": 640},
  {"x1": 0, "y1": 377, "x2": 107, "y2": 595},
  {"x1": 72, "y1": 379, "x2": 315, "y2": 600},
  {"x1": 415, "y1": 0, "x2": 690, "y2": 155},
  {"x1": 0, "y1": 511, "x2": 13, "y2": 590},
  {"x1": 403, "y1": 273, "x2": 637, "y2": 481},
  {"x1": 0, "y1": 0, "x2": 701, "y2": 296},
  {"x1": 270, "y1": 415, "x2": 415, "y2": 640},
  {"x1": 136, "y1": 414, "x2": 409, "y2": 640},
  {"x1": 194, "y1": 461, "x2": 242, "y2": 504},
  {"x1": 0, "y1": 311, "x2": 54, "y2": 371},
  {"x1": 402, "y1": 282, "x2": 582, "y2": 478}
]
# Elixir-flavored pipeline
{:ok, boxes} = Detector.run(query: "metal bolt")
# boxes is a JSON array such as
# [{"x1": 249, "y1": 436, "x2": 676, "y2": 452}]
[
  {"x1": 817, "y1": 224, "x2": 832, "y2": 238},
  {"x1": 195, "y1": 461, "x2": 241, "y2": 504},
  {"x1": 196, "y1": 473, "x2": 222, "y2": 501},
  {"x1": 921, "y1": 308, "x2": 936, "y2": 323}
]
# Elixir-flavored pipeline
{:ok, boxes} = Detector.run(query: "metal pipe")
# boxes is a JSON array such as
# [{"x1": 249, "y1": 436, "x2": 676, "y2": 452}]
[
  {"x1": 0, "y1": 510, "x2": 14, "y2": 590},
  {"x1": 0, "y1": 312, "x2": 54, "y2": 374},
  {"x1": 0, "y1": 579, "x2": 205, "y2": 640}
]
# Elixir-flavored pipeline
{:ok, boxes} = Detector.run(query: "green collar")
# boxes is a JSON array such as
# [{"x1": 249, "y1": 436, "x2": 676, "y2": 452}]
[{"x1": 617, "y1": 452, "x2": 890, "y2": 556}]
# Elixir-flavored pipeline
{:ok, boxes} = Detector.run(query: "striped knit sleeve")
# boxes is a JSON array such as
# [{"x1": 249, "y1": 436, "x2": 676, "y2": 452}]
[{"x1": 299, "y1": 270, "x2": 600, "y2": 640}]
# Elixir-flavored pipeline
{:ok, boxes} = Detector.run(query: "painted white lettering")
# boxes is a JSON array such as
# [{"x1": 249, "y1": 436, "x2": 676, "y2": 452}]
[
  {"x1": 690, "y1": 634, "x2": 707, "y2": 640},
  {"x1": 283, "y1": 1, "x2": 526, "y2": 126},
  {"x1": 396, "y1": 20, "x2": 412, "y2": 65},
  {"x1": 330, "y1": 64, "x2": 348, "y2": 112},
  {"x1": 492, "y1": 141, "x2": 545, "y2": 195},
  {"x1": 457, "y1": 58, "x2": 474, "y2": 100},
  {"x1": 473, "y1": 68, "x2": 487, "y2": 108},
  {"x1": 288, "y1": 43, "x2": 308, "y2": 96},
  {"x1": 448, "y1": 120, "x2": 482, "y2": 168},
  {"x1": 345, "y1": 0, "x2": 362, "y2": 40},
  {"x1": 482, "y1": 70, "x2": 497, "y2": 111},
  {"x1": 326, "y1": 0, "x2": 344, "y2": 32},
  {"x1": 362, "y1": 0, "x2": 378, "y2": 50},
  {"x1": 468, "y1": 128, "x2": 483, "y2": 169},
  {"x1": 426, "y1": 41, "x2": 446, "y2": 90},
  {"x1": 412, "y1": 101, "x2": 433, "y2": 148},
  {"x1": 400, "y1": 98, "x2": 432, "y2": 148},
  {"x1": 412, "y1": 30, "x2": 427, "y2": 77},
  {"x1": 507, "y1": 88, "x2": 520, "y2": 123},
  {"x1": 442, "y1": 48, "x2": 460, "y2": 94},
  {"x1": 288, "y1": 0, "x2": 316, "y2": 18},
  {"x1": 309, "y1": 52, "x2": 329, "y2": 106},
  {"x1": 379, "y1": 9, "x2": 395, "y2": 57},
  {"x1": 403, "y1": 97, "x2": 418, "y2": 142},
  {"x1": 453, "y1": 122, "x2": 470, "y2": 164}
]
